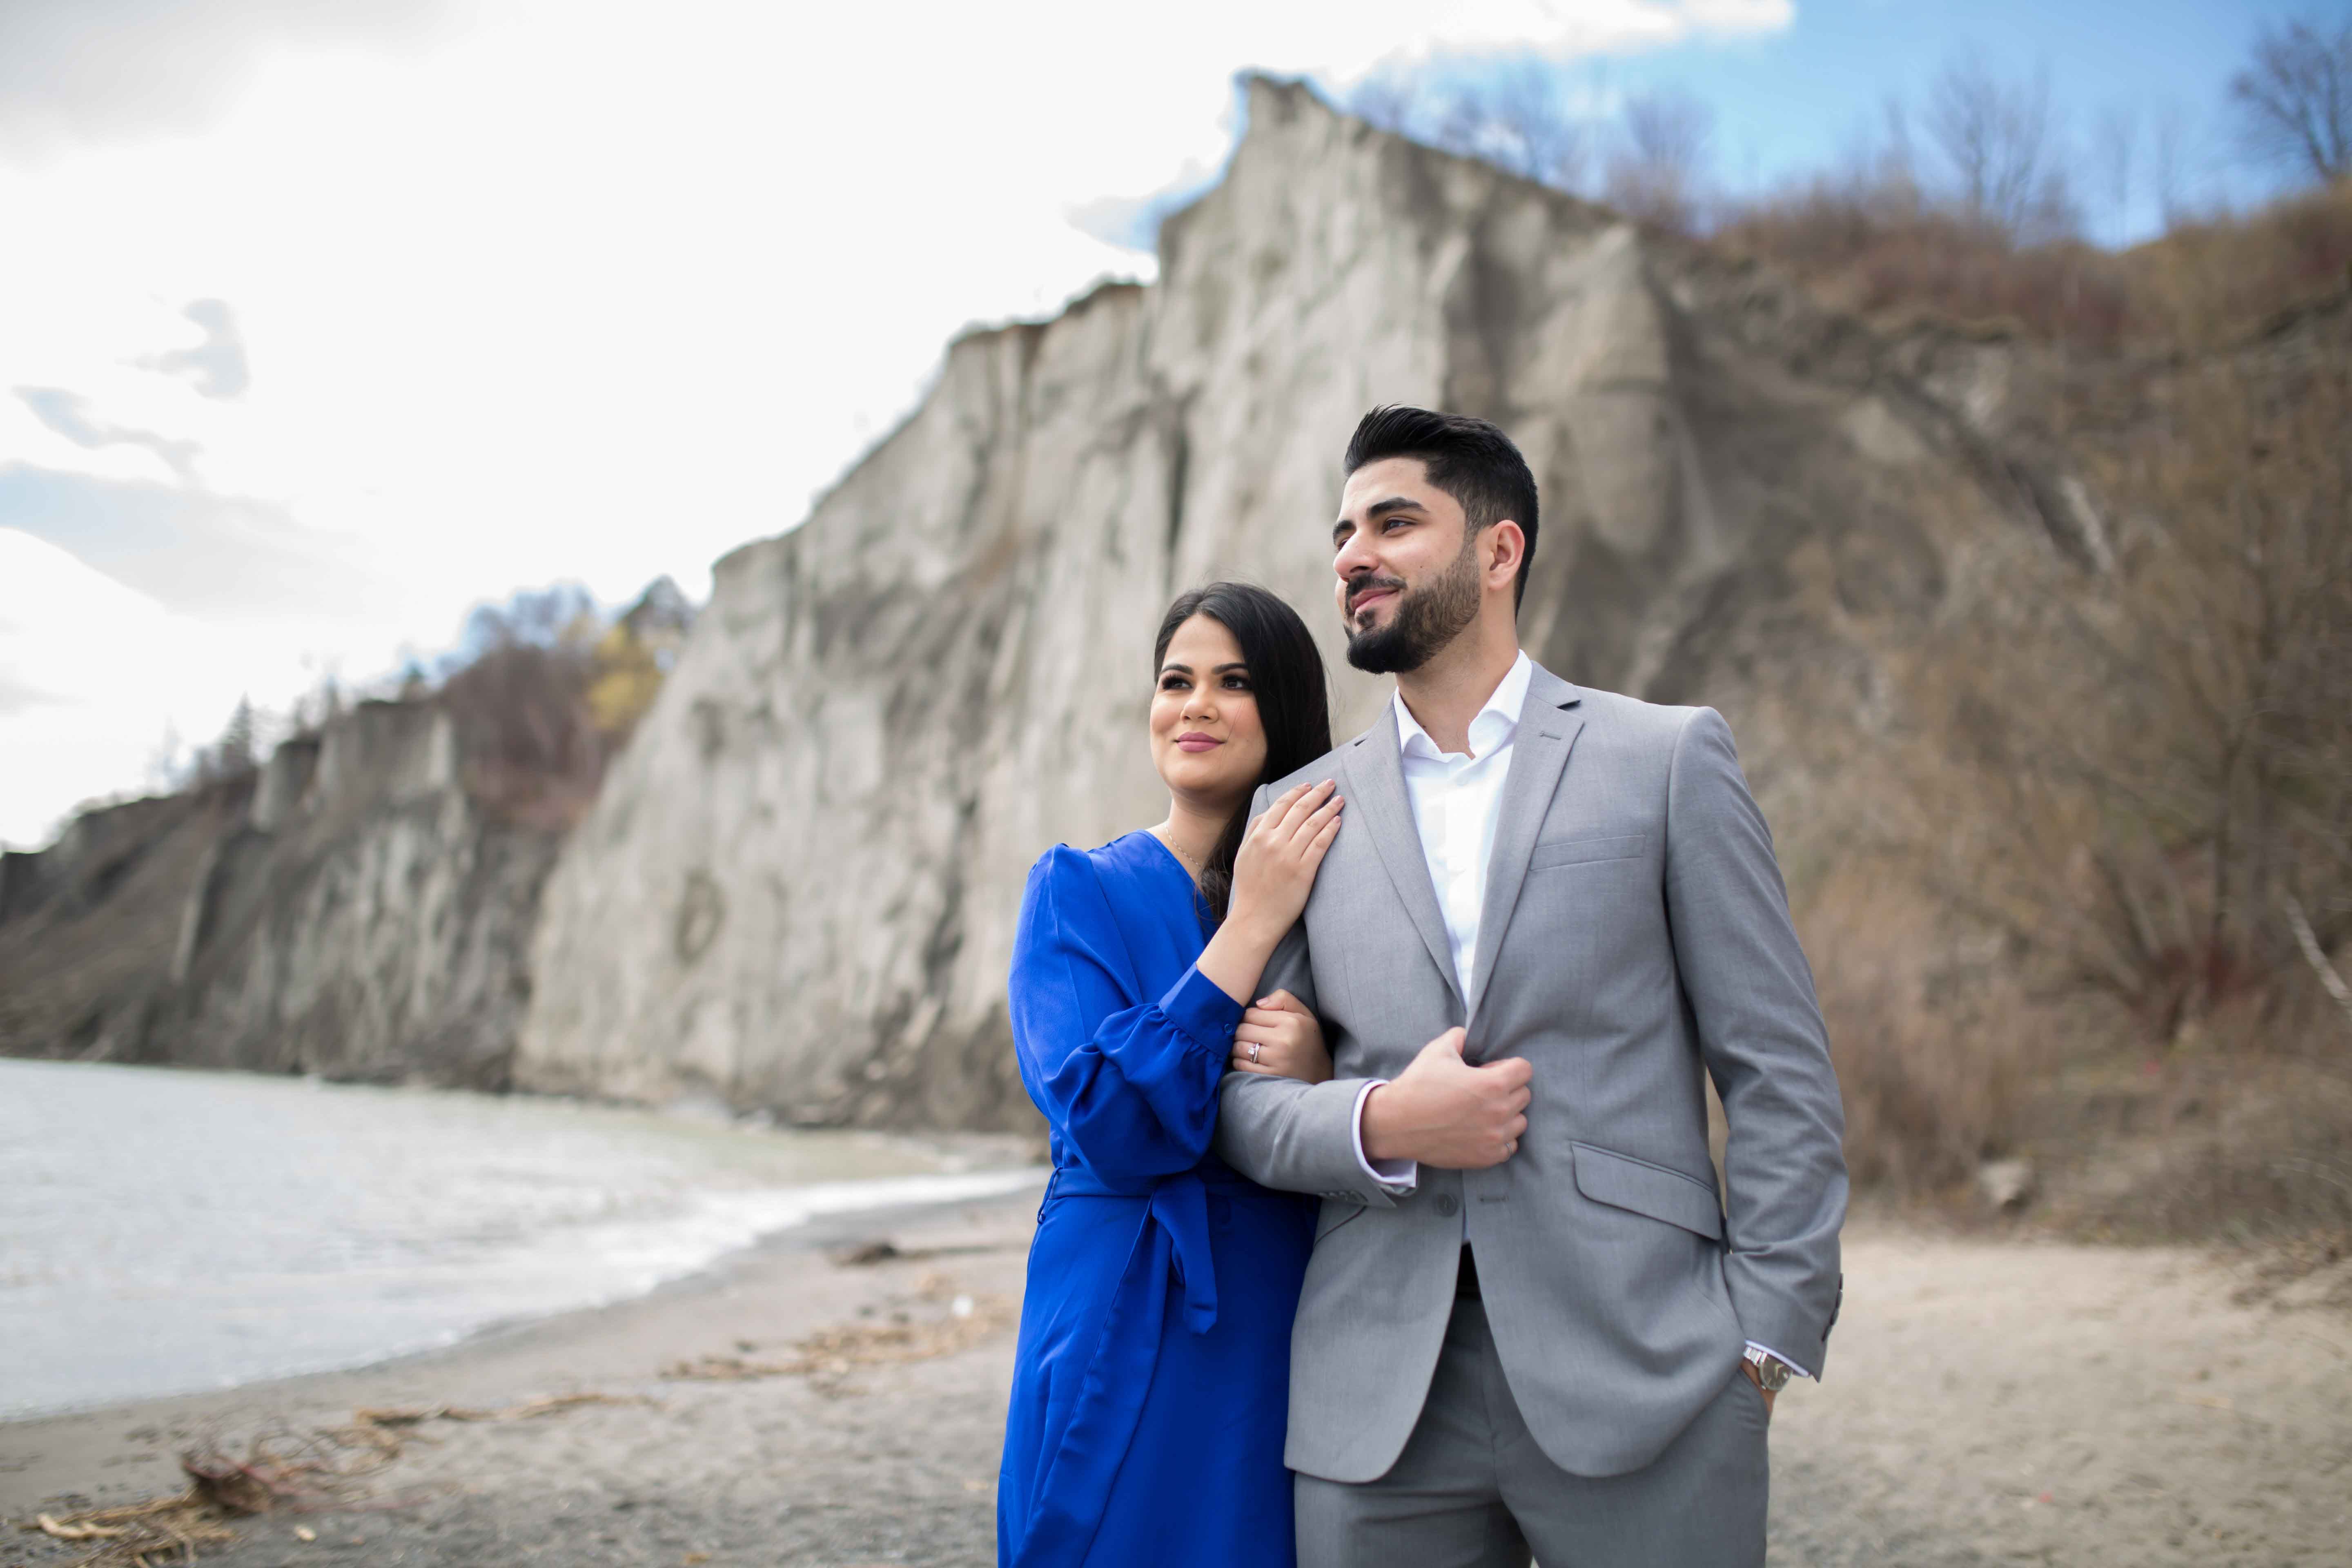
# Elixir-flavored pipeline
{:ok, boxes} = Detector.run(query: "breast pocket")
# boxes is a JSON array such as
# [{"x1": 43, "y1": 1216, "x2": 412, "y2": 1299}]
[{"x1": 1528, "y1": 833, "x2": 1646, "y2": 872}]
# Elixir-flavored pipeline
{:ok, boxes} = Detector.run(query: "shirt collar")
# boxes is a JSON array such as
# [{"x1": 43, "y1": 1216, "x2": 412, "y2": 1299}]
[{"x1": 1393, "y1": 650, "x2": 1535, "y2": 762}]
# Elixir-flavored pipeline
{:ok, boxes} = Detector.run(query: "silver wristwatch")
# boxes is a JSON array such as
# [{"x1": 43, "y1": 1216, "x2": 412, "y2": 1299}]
[{"x1": 1742, "y1": 1345, "x2": 1793, "y2": 1393}]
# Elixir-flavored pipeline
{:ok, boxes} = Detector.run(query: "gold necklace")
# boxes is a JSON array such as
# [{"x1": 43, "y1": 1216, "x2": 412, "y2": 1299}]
[{"x1": 1150, "y1": 825, "x2": 1204, "y2": 881}]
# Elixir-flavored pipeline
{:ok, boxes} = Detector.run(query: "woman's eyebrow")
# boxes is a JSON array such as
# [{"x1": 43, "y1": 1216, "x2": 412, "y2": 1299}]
[{"x1": 1212, "y1": 662, "x2": 1249, "y2": 673}]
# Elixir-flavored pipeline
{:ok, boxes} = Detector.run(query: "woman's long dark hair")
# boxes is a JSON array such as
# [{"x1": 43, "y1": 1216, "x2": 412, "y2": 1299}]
[{"x1": 1153, "y1": 582, "x2": 1333, "y2": 924}]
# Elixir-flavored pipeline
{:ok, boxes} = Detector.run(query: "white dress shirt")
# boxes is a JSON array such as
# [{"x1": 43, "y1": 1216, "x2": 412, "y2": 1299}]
[
  {"x1": 1341, "y1": 651, "x2": 1809, "y2": 1377},
  {"x1": 1346, "y1": 652, "x2": 1534, "y2": 1190}
]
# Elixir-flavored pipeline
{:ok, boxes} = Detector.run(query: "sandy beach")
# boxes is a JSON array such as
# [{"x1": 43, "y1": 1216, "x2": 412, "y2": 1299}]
[{"x1": 6, "y1": 1199, "x2": 2349, "y2": 1568}]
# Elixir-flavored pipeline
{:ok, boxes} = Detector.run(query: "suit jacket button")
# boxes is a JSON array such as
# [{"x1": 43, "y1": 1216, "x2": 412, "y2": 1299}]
[{"x1": 1434, "y1": 1194, "x2": 1459, "y2": 1216}]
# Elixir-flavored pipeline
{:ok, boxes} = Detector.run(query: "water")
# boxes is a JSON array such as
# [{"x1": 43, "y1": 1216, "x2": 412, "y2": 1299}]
[{"x1": 0, "y1": 1059, "x2": 1040, "y2": 1421}]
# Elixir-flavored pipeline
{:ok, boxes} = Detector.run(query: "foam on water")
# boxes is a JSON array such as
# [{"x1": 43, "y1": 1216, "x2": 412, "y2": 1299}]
[{"x1": 0, "y1": 1059, "x2": 1040, "y2": 1420}]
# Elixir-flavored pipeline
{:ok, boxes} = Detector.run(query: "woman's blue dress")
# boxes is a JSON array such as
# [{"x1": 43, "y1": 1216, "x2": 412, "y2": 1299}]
[{"x1": 997, "y1": 832, "x2": 1314, "y2": 1568}]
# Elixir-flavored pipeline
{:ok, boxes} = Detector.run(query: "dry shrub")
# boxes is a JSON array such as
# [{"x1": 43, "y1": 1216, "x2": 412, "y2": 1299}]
[
  {"x1": 1809, "y1": 281, "x2": 2352, "y2": 1240},
  {"x1": 1720, "y1": 189, "x2": 2133, "y2": 346},
  {"x1": 1800, "y1": 870, "x2": 2029, "y2": 1199},
  {"x1": 1886, "y1": 313, "x2": 2352, "y2": 1046},
  {"x1": 2070, "y1": 1018, "x2": 2352, "y2": 1248},
  {"x1": 2126, "y1": 181, "x2": 2352, "y2": 343},
  {"x1": 1721, "y1": 177, "x2": 2352, "y2": 350}
]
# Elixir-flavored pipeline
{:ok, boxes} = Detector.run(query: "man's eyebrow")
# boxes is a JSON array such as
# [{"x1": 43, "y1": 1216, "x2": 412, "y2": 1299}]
[{"x1": 1335, "y1": 496, "x2": 1425, "y2": 536}]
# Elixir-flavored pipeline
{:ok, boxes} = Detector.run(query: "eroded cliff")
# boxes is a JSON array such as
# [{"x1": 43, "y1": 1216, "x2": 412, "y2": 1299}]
[
  {"x1": 510, "y1": 78, "x2": 2082, "y2": 1127},
  {"x1": 0, "y1": 697, "x2": 562, "y2": 1086}
]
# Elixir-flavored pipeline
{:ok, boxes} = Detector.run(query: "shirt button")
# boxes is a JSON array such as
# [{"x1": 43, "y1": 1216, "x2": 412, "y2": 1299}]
[{"x1": 1434, "y1": 1194, "x2": 1459, "y2": 1217}]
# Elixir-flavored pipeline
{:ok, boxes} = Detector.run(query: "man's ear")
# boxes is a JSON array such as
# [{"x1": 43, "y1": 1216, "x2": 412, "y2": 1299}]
[{"x1": 1486, "y1": 521, "x2": 1527, "y2": 591}]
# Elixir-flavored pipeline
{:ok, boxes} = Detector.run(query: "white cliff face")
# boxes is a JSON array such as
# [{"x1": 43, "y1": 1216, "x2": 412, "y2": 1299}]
[
  {"x1": 163, "y1": 702, "x2": 560, "y2": 1084},
  {"x1": 512, "y1": 79, "x2": 2042, "y2": 1128},
  {"x1": 0, "y1": 698, "x2": 562, "y2": 1087}
]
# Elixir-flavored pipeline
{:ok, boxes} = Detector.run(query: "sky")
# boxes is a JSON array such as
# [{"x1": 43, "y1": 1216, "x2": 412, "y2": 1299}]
[{"x1": 0, "y1": 0, "x2": 2323, "y2": 847}]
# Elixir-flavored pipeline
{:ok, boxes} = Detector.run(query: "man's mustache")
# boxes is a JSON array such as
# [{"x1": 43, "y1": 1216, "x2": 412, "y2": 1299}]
[{"x1": 1347, "y1": 575, "x2": 1408, "y2": 613}]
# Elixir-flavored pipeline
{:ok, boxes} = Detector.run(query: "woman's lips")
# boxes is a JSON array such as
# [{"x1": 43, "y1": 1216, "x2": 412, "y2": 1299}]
[{"x1": 1175, "y1": 733, "x2": 1222, "y2": 752}]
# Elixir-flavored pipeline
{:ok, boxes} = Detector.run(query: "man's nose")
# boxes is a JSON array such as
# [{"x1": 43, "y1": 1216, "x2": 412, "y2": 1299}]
[{"x1": 1334, "y1": 529, "x2": 1379, "y2": 580}]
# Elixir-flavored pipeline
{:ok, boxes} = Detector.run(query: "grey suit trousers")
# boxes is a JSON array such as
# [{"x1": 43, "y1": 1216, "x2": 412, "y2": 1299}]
[{"x1": 1294, "y1": 1296, "x2": 1769, "y2": 1568}]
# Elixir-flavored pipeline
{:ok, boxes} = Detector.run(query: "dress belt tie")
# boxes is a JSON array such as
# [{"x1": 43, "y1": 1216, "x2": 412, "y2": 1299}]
[{"x1": 1043, "y1": 1162, "x2": 1228, "y2": 1330}]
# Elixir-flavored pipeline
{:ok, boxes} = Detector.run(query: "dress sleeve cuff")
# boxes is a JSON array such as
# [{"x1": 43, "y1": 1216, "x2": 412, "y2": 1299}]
[{"x1": 1158, "y1": 962, "x2": 1246, "y2": 1058}]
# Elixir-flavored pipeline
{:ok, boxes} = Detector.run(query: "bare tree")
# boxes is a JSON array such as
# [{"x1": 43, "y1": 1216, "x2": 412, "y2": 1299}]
[
  {"x1": 1924, "y1": 54, "x2": 2075, "y2": 241},
  {"x1": 2151, "y1": 100, "x2": 2196, "y2": 228},
  {"x1": 1350, "y1": 57, "x2": 1587, "y2": 192},
  {"x1": 1946, "y1": 346, "x2": 2352, "y2": 1036},
  {"x1": 1484, "y1": 58, "x2": 1588, "y2": 190},
  {"x1": 1605, "y1": 88, "x2": 1715, "y2": 231},
  {"x1": 218, "y1": 697, "x2": 256, "y2": 774},
  {"x1": 1349, "y1": 74, "x2": 1415, "y2": 137},
  {"x1": 2093, "y1": 103, "x2": 2137, "y2": 246},
  {"x1": 1873, "y1": 97, "x2": 1920, "y2": 197},
  {"x1": 185, "y1": 695, "x2": 261, "y2": 785},
  {"x1": 2230, "y1": 15, "x2": 2352, "y2": 185}
]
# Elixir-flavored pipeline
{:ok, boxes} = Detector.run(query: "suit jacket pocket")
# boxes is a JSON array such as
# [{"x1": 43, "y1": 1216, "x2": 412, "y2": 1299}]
[
  {"x1": 1571, "y1": 1143, "x2": 1724, "y2": 1240},
  {"x1": 1528, "y1": 834, "x2": 1646, "y2": 872}
]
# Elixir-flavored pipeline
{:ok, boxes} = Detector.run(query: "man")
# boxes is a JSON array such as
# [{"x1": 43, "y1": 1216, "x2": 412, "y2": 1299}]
[{"x1": 1214, "y1": 406, "x2": 1847, "y2": 1567}]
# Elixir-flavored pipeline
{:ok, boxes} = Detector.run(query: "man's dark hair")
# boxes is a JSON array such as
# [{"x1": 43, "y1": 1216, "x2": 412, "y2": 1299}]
[{"x1": 1343, "y1": 406, "x2": 1539, "y2": 610}]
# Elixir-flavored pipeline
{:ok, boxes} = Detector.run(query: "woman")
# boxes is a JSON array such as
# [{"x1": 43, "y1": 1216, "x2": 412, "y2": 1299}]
[{"x1": 997, "y1": 582, "x2": 1344, "y2": 1568}]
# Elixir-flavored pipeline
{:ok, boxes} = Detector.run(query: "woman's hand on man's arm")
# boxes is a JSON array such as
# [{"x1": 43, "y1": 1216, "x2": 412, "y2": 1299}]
[{"x1": 1227, "y1": 990, "x2": 1331, "y2": 1083}]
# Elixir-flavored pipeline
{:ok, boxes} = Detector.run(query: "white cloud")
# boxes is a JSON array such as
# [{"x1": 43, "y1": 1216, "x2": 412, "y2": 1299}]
[
  {"x1": 0, "y1": 529, "x2": 316, "y2": 844},
  {"x1": 145, "y1": 299, "x2": 252, "y2": 400},
  {"x1": 0, "y1": 0, "x2": 1794, "y2": 845},
  {"x1": 0, "y1": 0, "x2": 463, "y2": 154}
]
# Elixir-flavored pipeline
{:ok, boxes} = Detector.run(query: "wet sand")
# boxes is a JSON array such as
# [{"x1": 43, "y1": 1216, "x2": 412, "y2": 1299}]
[{"x1": 6, "y1": 1202, "x2": 2348, "y2": 1567}]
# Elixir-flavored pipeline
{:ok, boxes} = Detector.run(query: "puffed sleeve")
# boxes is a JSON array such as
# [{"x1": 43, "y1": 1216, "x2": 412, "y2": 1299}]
[{"x1": 1009, "y1": 846, "x2": 1243, "y2": 1189}]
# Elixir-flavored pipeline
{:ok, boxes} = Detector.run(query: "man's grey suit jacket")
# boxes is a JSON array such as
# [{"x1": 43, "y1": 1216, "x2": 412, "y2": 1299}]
[{"x1": 1212, "y1": 660, "x2": 1847, "y2": 1485}]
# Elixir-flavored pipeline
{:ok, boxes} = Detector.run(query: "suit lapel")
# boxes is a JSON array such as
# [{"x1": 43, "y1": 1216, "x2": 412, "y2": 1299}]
[
  {"x1": 1465, "y1": 665, "x2": 1586, "y2": 1031},
  {"x1": 1341, "y1": 709, "x2": 1463, "y2": 1013}
]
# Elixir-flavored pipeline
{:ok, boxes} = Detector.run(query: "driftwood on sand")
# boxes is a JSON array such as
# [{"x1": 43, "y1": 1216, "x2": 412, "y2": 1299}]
[{"x1": 17, "y1": 1396, "x2": 641, "y2": 1568}]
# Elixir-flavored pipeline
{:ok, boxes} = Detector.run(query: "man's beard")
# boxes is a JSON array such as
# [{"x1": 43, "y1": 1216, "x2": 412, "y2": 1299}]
[{"x1": 1345, "y1": 533, "x2": 1482, "y2": 675}]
